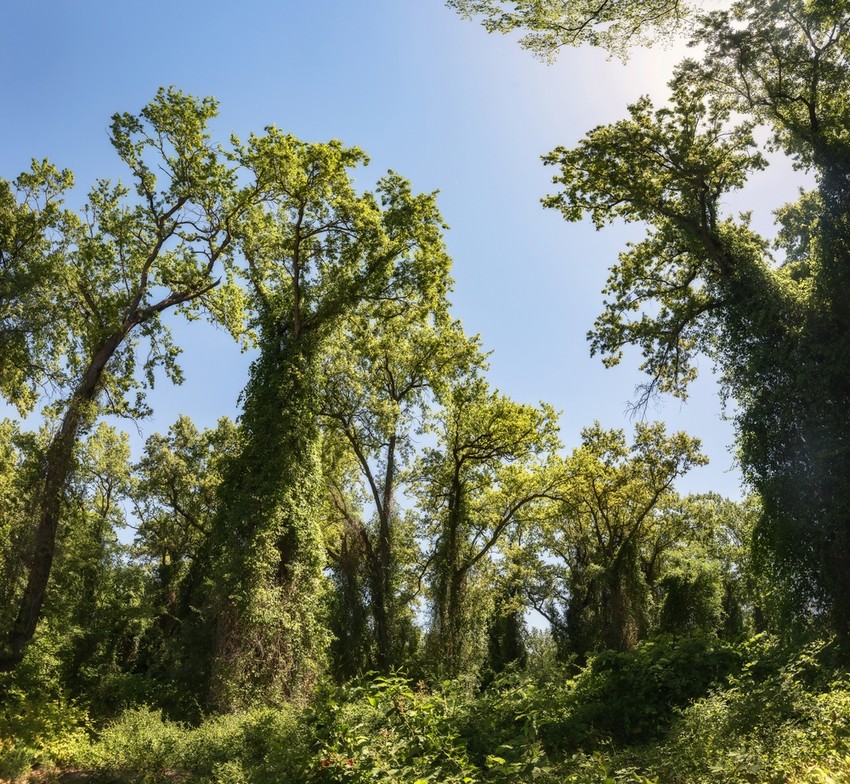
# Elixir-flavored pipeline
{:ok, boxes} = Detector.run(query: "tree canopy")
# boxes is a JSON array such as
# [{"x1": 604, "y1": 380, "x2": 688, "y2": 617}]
[
  {"x1": 447, "y1": 0, "x2": 686, "y2": 58},
  {"x1": 0, "y1": 88, "x2": 246, "y2": 671}
]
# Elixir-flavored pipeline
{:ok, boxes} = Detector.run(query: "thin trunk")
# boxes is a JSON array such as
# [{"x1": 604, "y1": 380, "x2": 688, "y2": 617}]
[
  {"x1": 437, "y1": 471, "x2": 464, "y2": 674},
  {"x1": 373, "y1": 434, "x2": 396, "y2": 670}
]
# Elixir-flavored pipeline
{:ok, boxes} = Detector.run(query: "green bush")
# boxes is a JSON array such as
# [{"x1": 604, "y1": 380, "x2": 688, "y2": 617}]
[
  {"x1": 461, "y1": 661, "x2": 567, "y2": 779},
  {"x1": 0, "y1": 648, "x2": 92, "y2": 782},
  {"x1": 537, "y1": 633, "x2": 738, "y2": 752},
  {"x1": 294, "y1": 675, "x2": 480, "y2": 782},
  {"x1": 183, "y1": 707, "x2": 305, "y2": 784},
  {"x1": 85, "y1": 706, "x2": 185, "y2": 781},
  {"x1": 68, "y1": 704, "x2": 306, "y2": 783},
  {"x1": 5, "y1": 634, "x2": 850, "y2": 783},
  {"x1": 652, "y1": 638, "x2": 850, "y2": 782}
]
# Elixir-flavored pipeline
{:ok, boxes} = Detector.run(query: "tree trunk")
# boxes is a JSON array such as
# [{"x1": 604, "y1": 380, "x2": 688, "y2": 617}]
[
  {"x1": 374, "y1": 434, "x2": 396, "y2": 670},
  {"x1": 0, "y1": 329, "x2": 126, "y2": 671}
]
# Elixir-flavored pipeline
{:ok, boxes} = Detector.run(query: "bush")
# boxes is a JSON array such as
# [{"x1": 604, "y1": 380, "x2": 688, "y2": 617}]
[
  {"x1": 85, "y1": 706, "x2": 185, "y2": 781},
  {"x1": 294, "y1": 674, "x2": 480, "y2": 783},
  {"x1": 0, "y1": 659, "x2": 92, "y2": 782},
  {"x1": 6, "y1": 634, "x2": 849, "y2": 783},
  {"x1": 653, "y1": 638, "x2": 850, "y2": 782},
  {"x1": 182, "y1": 707, "x2": 305, "y2": 784},
  {"x1": 68, "y1": 704, "x2": 306, "y2": 783},
  {"x1": 537, "y1": 633, "x2": 738, "y2": 752}
]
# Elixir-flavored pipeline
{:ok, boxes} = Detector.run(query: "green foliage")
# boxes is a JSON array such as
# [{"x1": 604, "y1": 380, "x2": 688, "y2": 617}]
[
  {"x1": 318, "y1": 284, "x2": 471, "y2": 676},
  {"x1": 653, "y1": 637, "x2": 850, "y2": 782},
  {"x1": 87, "y1": 706, "x2": 184, "y2": 778},
  {"x1": 416, "y1": 375, "x2": 562, "y2": 678},
  {"x1": 6, "y1": 637, "x2": 850, "y2": 783},
  {"x1": 1, "y1": 422, "x2": 151, "y2": 719},
  {"x1": 467, "y1": 632, "x2": 737, "y2": 764},
  {"x1": 0, "y1": 633, "x2": 92, "y2": 780},
  {"x1": 297, "y1": 676, "x2": 480, "y2": 782},
  {"x1": 542, "y1": 0, "x2": 850, "y2": 634},
  {"x1": 446, "y1": 0, "x2": 686, "y2": 58},
  {"x1": 0, "y1": 161, "x2": 75, "y2": 416},
  {"x1": 658, "y1": 549, "x2": 725, "y2": 635},
  {"x1": 206, "y1": 128, "x2": 455, "y2": 708},
  {"x1": 548, "y1": 634, "x2": 738, "y2": 750},
  {"x1": 6, "y1": 15, "x2": 850, "y2": 775},
  {"x1": 46, "y1": 424, "x2": 145, "y2": 705},
  {"x1": 0, "y1": 87, "x2": 247, "y2": 671},
  {"x1": 77, "y1": 706, "x2": 305, "y2": 784},
  {"x1": 530, "y1": 423, "x2": 708, "y2": 657},
  {"x1": 0, "y1": 421, "x2": 43, "y2": 632},
  {"x1": 128, "y1": 416, "x2": 241, "y2": 716}
]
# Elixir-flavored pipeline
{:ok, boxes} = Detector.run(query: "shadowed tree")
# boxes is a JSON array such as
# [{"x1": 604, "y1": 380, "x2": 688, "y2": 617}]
[
  {"x1": 529, "y1": 423, "x2": 705, "y2": 657},
  {"x1": 543, "y1": 0, "x2": 850, "y2": 634},
  {"x1": 320, "y1": 312, "x2": 478, "y2": 674},
  {"x1": 416, "y1": 377, "x2": 562, "y2": 677}
]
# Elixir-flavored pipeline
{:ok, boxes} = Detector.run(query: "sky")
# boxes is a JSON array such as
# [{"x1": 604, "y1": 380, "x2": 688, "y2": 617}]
[{"x1": 0, "y1": 1, "x2": 807, "y2": 499}]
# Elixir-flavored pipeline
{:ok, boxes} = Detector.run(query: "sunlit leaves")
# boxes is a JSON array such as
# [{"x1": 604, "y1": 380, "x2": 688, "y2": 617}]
[
  {"x1": 533, "y1": 422, "x2": 706, "y2": 653},
  {"x1": 416, "y1": 375, "x2": 562, "y2": 674},
  {"x1": 543, "y1": 0, "x2": 850, "y2": 629},
  {"x1": 447, "y1": 0, "x2": 686, "y2": 59},
  {"x1": 0, "y1": 163, "x2": 76, "y2": 414}
]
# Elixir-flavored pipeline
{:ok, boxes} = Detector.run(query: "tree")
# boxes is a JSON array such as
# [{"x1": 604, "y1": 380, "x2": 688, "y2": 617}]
[
  {"x1": 321, "y1": 442, "x2": 376, "y2": 679},
  {"x1": 0, "y1": 421, "x2": 44, "y2": 636},
  {"x1": 543, "y1": 0, "x2": 850, "y2": 633},
  {"x1": 206, "y1": 132, "x2": 454, "y2": 707},
  {"x1": 43, "y1": 423, "x2": 138, "y2": 704},
  {"x1": 0, "y1": 89, "x2": 246, "y2": 671},
  {"x1": 530, "y1": 423, "x2": 705, "y2": 656},
  {"x1": 637, "y1": 492, "x2": 765, "y2": 639},
  {"x1": 0, "y1": 167, "x2": 73, "y2": 416},
  {"x1": 128, "y1": 415, "x2": 240, "y2": 710},
  {"x1": 416, "y1": 377, "x2": 561, "y2": 677},
  {"x1": 133, "y1": 416, "x2": 240, "y2": 615},
  {"x1": 320, "y1": 311, "x2": 476, "y2": 674}
]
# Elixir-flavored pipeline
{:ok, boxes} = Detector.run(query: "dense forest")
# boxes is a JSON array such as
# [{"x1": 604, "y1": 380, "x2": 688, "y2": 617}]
[{"x1": 3, "y1": 0, "x2": 850, "y2": 781}]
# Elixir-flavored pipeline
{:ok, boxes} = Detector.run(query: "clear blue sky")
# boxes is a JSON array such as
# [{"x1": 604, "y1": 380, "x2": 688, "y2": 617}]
[{"x1": 0, "y1": 1, "x2": 804, "y2": 498}]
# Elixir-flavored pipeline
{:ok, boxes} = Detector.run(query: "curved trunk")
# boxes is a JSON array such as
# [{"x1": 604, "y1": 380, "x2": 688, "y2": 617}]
[{"x1": 0, "y1": 329, "x2": 126, "y2": 671}]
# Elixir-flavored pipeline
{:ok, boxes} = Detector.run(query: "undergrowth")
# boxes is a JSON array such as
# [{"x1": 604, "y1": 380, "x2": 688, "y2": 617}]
[{"x1": 3, "y1": 634, "x2": 850, "y2": 783}]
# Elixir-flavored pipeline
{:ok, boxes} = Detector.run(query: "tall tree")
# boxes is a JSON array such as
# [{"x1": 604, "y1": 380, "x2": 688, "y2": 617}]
[
  {"x1": 543, "y1": 0, "x2": 850, "y2": 633},
  {"x1": 0, "y1": 89, "x2": 246, "y2": 671},
  {"x1": 129, "y1": 415, "x2": 240, "y2": 709},
  {"x1": 0, "y1": 421, "x2": 43, "y2": 636},
  {"x1": 206, "y1": 132, "x2": 453, "y2": 707},
  {"x1": 655, "y1": 493, "x2": 761, "y2": 638},
  {"x1": 44, "y1": 423, "x2": 138, "y2": 703},
  {"x1": 416, "y1": 377, "x2": 561, "y2": 677},
  {"x1": 320, "y1": 312, "x2": 477, "y2": 674}
]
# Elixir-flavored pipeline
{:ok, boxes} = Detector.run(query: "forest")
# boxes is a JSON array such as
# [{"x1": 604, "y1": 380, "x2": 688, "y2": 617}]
[{"x1": 3, "y1": 0, "x2": 850, "y2": 781}]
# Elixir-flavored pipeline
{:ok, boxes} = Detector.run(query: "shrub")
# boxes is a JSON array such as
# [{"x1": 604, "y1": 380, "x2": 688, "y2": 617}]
[
  {"x1": 539, "y1": 633, "x2": 738, "y2": 752},
  {"x1": 71, "y1": 705, "x2": 307, "y2": 783},
  {"x1": 0, "y1": 667, "x2": 91, "y2": 781},
  {"x1": 654, "y1": 637, "x2": 850, "y2": 782},
  {"x1": 293, "y1": 674, "x2": 481, "y2": 782},
  {"x1": 85, "y1": 706, "x2": 185, "y2": 781}
]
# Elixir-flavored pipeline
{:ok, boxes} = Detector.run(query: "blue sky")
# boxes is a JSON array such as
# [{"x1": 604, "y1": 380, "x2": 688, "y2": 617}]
[{"x1": 1, "y1": 1, "x2": 805, "y2": 498}]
